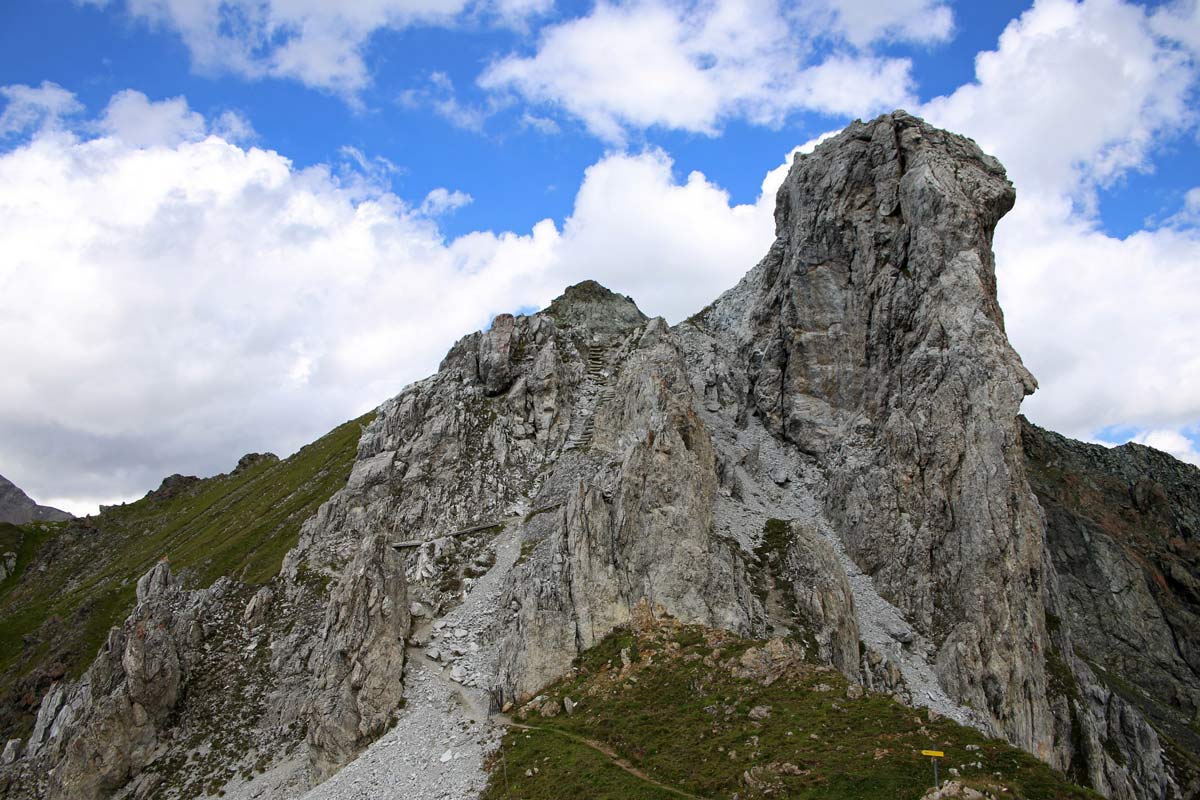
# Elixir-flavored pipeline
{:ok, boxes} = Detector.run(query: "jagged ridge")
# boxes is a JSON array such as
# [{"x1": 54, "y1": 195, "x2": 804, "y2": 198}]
[{"x1": 2, "y1": 112, "x2": 1196, "y2": 800}]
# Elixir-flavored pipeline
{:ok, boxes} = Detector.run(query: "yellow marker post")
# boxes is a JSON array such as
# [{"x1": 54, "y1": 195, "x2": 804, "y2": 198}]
[{"x1": 922, "y1": 750, "x2": 945, "y2": 788}]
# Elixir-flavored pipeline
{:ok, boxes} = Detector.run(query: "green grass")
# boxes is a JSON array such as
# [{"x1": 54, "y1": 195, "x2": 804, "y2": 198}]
[
  {"x1": 489, "y1": 728, "x2": 682, "y2": 800},
  {"x1": 484, "y1": 617, "x2": 1100, "y2": 800},
  {"x1": 0, "y1": 412, "x2": 372, "y2": 739}
]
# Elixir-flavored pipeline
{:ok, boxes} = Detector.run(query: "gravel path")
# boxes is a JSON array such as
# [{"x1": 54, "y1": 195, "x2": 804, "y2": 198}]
[{"x1": 298, "y1": 519, "x2": 523, "y2": 800}]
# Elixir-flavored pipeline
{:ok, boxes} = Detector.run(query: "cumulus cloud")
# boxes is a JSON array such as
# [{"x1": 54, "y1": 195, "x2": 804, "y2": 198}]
[
  {"x1": 0, "y1": 81, "x2": 84, "y2": 136},
  {"x1": 922, "y1": 0, "x2": 1195, "y2": 211},
  {"x1": 210, "y1": 109, "x2": 257, "y2": 143},
  {"x1": 919, "y1": 0, "x2": 1200, "y2": 452},
  {"x1": 420, "y1": 186, "x2": 473, "y2": 215},
  {"x1": 98, "y1": 89, "x2": 207, "y2": 146},
  {"x1": 479, "y1": 0, "x2": 919, "y2": 141},
  {"x1": 0, "y1": 87, "x2": 790, "y2": 513}
]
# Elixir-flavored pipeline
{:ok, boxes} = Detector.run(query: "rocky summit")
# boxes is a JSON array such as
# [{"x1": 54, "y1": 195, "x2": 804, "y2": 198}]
[
  {"x1": 0, "y1": 474, "x2": 70, "y2": 527},
  {"x1": 1, "y1": 111, "x2": 1197, "y2": 800}
]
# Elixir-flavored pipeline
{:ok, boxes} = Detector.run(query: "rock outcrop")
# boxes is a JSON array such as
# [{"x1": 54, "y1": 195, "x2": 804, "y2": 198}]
[
  {"x1": 28, "y1": 561, "x2": 207, "y2": 800},
  {"x1": 3, "y1": 111, "x2": 1190, "y2": 800},
  {"x1": 696, "y1": 111, "x2": 1052, "y2": 756},
  {"x1": 0, "y1": 474, "x2": 71, "y2": 524},
  {"x1": 305, "y1": 532, "x2": 409, "y2": 780}
]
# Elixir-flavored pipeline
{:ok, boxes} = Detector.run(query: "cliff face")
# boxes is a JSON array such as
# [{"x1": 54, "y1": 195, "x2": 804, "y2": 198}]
[
  {"x1": 1024, "y1": 419, "x2": 1200, "y2": 797},
  {"x1": 698, "y1": 111, "x2": 1051, "y2": 753},
  {"x1": 1, "y1": 112, "x2": 1191, "y2": 800}
]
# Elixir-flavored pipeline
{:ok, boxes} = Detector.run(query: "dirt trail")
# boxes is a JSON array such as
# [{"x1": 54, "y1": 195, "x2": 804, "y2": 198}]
[
  {"x1": 407, "y1": 515, "x2": 706, "y2": 800},
  {"x1": 412, "y1": 643, "x2": 706, "y2": 799},
  {"x1": 501, "y1": 719, "x2": 711, "y2": 800}
]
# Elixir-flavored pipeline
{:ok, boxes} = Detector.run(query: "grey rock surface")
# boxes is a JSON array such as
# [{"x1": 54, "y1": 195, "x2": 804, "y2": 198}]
[
  {"x1": 3, "y1": 111, "x2": 1187, "y2": 800},
  {"x1": 37, "y1": 561, "x2": 207, "y2": 800},
  {"x1": 0, "y1": 474, "x2": 71, "y2": 524},
  {"x1": 1026, "y1": 419, "x2": 1200, "y2": 796},
  {"x1": 305, "y1": 532, "x2": 409, "y2": 780}
]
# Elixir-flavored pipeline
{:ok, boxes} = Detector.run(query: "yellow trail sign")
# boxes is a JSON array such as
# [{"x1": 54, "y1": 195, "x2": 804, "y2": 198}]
[{"x1": 922, "y1": 750, "x2": 945, "y2": 758}]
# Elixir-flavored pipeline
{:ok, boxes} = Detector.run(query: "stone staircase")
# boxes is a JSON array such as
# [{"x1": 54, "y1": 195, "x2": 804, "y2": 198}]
[{"x1": 564, "y1": 342, "x2": 617, "y2": 451}]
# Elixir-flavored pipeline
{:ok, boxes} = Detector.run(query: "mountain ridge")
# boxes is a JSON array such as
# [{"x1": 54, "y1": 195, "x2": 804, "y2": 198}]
[{"x1": 0, "y1": 111, "x2": 1196, "y2": 800}]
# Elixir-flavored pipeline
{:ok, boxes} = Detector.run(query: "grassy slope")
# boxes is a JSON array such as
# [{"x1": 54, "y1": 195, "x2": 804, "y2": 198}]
[
  {"x1": 485, "y1": 617, "x2": 1098, "y2": 800},
  {"x1": 0, "y1": 412, "x2": 371, "y2": 739}
]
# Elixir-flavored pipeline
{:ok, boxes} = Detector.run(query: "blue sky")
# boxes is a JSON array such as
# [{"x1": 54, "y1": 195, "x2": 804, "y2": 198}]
[{"x1": 1, "y1": 0, "x2": 1198, "y2": 512}]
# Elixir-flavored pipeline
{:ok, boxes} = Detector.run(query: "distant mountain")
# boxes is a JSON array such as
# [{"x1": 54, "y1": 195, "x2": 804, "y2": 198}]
[{"x1": 0, "y1": 475, "x2": 71, "y2": 525}]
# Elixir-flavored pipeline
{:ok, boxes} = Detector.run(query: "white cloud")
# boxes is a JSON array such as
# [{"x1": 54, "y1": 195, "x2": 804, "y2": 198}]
[
  {"x1": 400, "y1": 72, "x2": 506, "y2": 132},
  {"x1": 0, "y1": 81, "x2": 84, "y2": 136},
  {"x1": 1151, "y1": 0, "x2": 1200, "y2": 57},
  {"x1": 794, "y1": 0, "x2": 954, "y2": 47},
  {"x1": 210, "y1": 109, "x2": 257, "y2": 143},
  {"x1": 921, "y1": 0, "x2": 1195, "y2": 209},
  {"x1": 86, "y1": 0, "x2": 561, "y2": 97},
  {"x1": 420, "y1": 186, "x2": 473, "y2": 215},
  {"x1": 487, "y1": 0, "x2": 554, "y2": 26},
  {"x1": 1163, "y1": 187, "x2": 1200, "y2": 228},
  {"x1": 918, "y1": 0, "x2": 1200, "y2": 452},
  {"x1": 0, "y1": 87, "x2": 790, "y2": 513},
  {"x1": 479, "y1": 0, "x2": 917, "y2": 142},
  {"x1": 98, "y1": 89, "x2": 207, "y2": 146},
  {"x1": 549, "y1": 148, "x2": 785, "y2": 318},
  {"x1": 519, "y1": 111, "x2": 560, "y2": 134}
]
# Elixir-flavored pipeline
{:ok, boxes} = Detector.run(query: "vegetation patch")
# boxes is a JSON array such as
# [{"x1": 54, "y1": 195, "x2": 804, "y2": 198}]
[{"x1": 484, "y1": 607, "x2": 1099, "y2": 800}]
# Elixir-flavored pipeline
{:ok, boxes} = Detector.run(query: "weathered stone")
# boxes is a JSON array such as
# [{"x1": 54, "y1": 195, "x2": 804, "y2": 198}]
[
  {"x1": 305, "y1": 532, "x2": 409, "y2": 781},
  {"x1": 1, "y1": 738, "x2": 20, "y2": 765},
  {"x1": 242, "y1": 586, "x2": 274, "y2": 629},
  {"x1": 781, "y1": 522, "x2": 860, "y2": 677},
  {"x1": 1025, "y1": 420, "x2": 1200, "y2": 727},
  {"x1": 33, "y1": 560, "x2": 209, "y2": 800}
]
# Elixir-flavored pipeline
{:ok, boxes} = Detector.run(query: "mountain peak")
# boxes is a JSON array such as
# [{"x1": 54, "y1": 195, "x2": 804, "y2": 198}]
[
  {"x1": 0, "y1": 474, "x2": 71, "y2": 525},
  {"x1": 544, "y1": 279, "x2": 646, "y2": 335}
]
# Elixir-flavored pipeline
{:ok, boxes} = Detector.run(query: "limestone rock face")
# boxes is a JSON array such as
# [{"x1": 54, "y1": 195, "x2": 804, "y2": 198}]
[
  {"x1": 781, "y1": 522, "x2": 859, "y2": 676},
  {"x1": 305, "y1": 532, "x2": 409, "y2": 780},
  {"x1": 699, "y1": 111, "x2": 1051, "y2": 755},
  {"x1": 33, "y1": 561, "x2": 207, "y2": 800},
  {"x1": 497, "y1": 315, "x2": 753, "y2": 700}
]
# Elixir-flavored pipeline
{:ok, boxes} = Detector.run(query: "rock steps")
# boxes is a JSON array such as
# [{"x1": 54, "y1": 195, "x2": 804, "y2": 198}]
[{"x1": 563, "y1": 343, "x2": 617, "y2": 451}]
